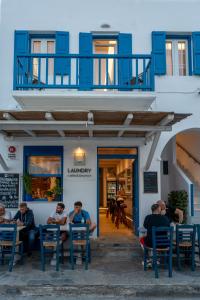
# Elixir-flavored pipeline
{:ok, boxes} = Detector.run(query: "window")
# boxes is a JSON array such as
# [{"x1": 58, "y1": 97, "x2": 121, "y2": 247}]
[
  {"x1": 24, "y1": 146, "x2": 63, "y2": 202},
  {"x1": 166, "y1": 39, "x2": 189, "y2": 76},
  {"x1": 31, "y1": 38, "x2": 55, "y2": 83}
]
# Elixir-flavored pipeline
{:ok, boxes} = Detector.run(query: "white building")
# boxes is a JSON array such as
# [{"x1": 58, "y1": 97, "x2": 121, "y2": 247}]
[{"x1": 0, "y1": 0, "x2": 200, "y2": 236}]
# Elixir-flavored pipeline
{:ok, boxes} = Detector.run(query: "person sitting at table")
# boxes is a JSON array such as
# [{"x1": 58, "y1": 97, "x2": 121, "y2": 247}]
[
  {"x1": 157, "y1": 200, "x2": 183, "y2": 225},
  {"x1": 13, "y1": 202, "x2": 38, "y2": 256},
  {"x1": 69, "y1": 201, "x2": 96, "y2": 233},
  {"x1": 47, "y1": 202, "x2": 68, "y2": 241},
  {"x1": 143, "y1": 203, "x2": 170, "y2": 248},
  {"x1": 0, "y1": 203, "x2": 11, "y2": 223}
]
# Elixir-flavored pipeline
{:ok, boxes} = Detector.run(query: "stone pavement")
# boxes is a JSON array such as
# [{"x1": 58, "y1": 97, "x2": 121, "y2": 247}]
[{"x1": 0, "y1": 237, "x2": 200, "y2": 298}]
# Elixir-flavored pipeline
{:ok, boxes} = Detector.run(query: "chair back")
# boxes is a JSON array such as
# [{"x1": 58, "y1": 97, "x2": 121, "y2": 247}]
[
  {"x1": 0, "y1": 224, "x2": 17, "y2": 244},
  {"x1": 152, "y1": 226, "x2": 173, "y2": 249},
  {"x1": 69, "y1": 223, "x2": 89, "y2": 243},
  {"x1": 176, "y1": 224, "x2": 196, "y2": 245},
  {"x1": 39, "y1": 224, "x2": 60, "y2": 246},
  {"x1": 196, "y1": 224, "x2": 200, "y2": 245}
]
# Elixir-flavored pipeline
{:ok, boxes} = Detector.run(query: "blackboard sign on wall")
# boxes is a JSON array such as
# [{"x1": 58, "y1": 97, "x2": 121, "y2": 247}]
[
  {"x1": 0, "y1": 174, "x2": 19, "y2": 208},
  {"x1": 144, "y1": 171, "x2": 158, "y2": 193}
]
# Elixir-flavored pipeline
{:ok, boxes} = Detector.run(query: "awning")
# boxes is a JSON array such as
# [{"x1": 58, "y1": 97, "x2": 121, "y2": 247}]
[{"x1": 0, "y1": 110, "x2": 190, "y2": 140}]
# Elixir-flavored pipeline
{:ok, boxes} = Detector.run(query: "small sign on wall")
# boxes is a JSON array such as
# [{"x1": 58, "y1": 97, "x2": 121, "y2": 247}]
[
  {"x1": 143, "y1": 171, "x2": 158, "y2": 193},
  {"x1": 0, "y1": 173, "x2": 19, "y2": 208},
  {"x1": 7, "y1": 146, "x2": 18, "y2": 160}
]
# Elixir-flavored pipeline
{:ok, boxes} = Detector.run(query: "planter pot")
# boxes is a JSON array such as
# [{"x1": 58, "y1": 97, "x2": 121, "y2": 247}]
[
  {"x1": 25, "y1": 194, "x2": 33, "y2": 201},
  {"x1": 47, "y1": 196, "x2": 53, "y2": 202}
]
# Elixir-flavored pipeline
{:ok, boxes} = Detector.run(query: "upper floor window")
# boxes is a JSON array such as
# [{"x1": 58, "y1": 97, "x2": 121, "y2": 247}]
[
  {"x1": 31, "y1": 38, "x2": 55, "y2": 82},
  {"x1": 166, "y1": 39, "x2": 188, "y2": 76}
]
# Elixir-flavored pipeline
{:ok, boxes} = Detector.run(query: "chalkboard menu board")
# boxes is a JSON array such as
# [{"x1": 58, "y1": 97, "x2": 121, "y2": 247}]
[
  {"x1": 144, "y1": 172, "x2": 158, "y2": 193},
  {"x1": 0, "y1": 174, "x2": 19, "y2": 208}
]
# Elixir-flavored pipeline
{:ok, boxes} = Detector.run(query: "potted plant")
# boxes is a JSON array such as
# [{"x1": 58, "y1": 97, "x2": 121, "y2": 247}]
[
  {"x1": 168, "y1": 190, "x2": 188, "y2": 223},
  {"x1": 46, "y1": 190, "x2": 54, "y2": 202},
  {"x1": 23, "y1": 173, "x2": 32, "y2": 201}
]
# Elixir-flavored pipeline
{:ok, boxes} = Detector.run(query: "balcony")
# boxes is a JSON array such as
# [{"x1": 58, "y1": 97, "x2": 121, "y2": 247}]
[{"x1": 13, "y1": 53, "x2": 155, "y2": 110}]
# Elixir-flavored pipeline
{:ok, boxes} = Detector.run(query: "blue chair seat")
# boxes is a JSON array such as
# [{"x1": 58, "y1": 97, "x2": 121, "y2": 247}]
[
  {"x1": 143, "y1": 226, "x2": 173, "y2": 278},
  {"x1": 69, "y1": 224, "x2": 90, "y2": 270},
  {"x1": 176, "y1": 224, "x2": 196, "y2": 271},
  {"x1": 39, "y1": 224, "x2": 64, "y2": 272},
  {"x1": 0, "y1": 224, "x2": 24, "y2": 272}
]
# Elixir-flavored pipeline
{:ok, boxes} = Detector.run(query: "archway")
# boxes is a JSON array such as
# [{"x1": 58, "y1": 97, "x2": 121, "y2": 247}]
[{"x1": 160, "y1": 128, "x2": 200, "y2": 223}]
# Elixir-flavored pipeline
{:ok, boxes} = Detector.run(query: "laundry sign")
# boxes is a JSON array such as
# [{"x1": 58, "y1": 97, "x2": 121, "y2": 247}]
[{"x1": 67, "y1": 168, "x2": 92, "y2": 178}]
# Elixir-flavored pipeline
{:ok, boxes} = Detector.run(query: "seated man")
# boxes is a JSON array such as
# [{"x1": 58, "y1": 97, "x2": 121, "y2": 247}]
[
  {"x1": 0, "y1": 203, "x2": 11, "y2": 223},
  {"x1": 143, "y1": 203, "x2": 170, "y2": 248},
  {"x1": 69, "y1": 201, "x2": 96, "y2": 233},
  {"x1": 157, "y1": 200, "x2": 183, "y2": 224},
  {"x1": 13, "y1": 202, "x2": 38, "y2": 256},
  {"x1": 47, "y1": 202, "x2": 67, "y2": 241}
]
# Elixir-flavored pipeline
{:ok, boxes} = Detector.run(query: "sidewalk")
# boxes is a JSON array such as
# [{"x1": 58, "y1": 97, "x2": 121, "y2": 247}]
[{"x1": 1, "y1": 237, "x2": 200, "y2": 298}]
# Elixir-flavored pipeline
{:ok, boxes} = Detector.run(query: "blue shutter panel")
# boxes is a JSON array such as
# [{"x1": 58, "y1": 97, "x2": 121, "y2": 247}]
[
  {"x1": 14, "y1": 31, "x2": 29, "y2": 85},
  {"x1": 118, "y1": 33, "x2": 132, "y2": 88},
  {"x1": 79, "y1": 32, "x2": 93, "y2": 90},
  {"x1": 55, "y1": 31, "x2": 70, "y2": 75},
  {"x1": 152, "y1": 31, "x2": 166, "y2": 75},
  {"x1": 192, "y1": 32, "x2": 200, "y2": 75}
]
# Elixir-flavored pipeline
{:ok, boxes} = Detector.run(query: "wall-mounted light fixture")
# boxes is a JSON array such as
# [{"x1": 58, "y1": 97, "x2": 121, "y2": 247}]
[{"x1": 73, "y1": 147, "x2": 86, "y2": 165}]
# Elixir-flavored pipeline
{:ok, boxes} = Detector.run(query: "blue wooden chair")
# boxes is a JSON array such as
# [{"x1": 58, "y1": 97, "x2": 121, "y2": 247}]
[
  {"x1": 176, "y1": 224, "x2": 196, "y2": 271},
  {"x1": 39, "y1": 224, "x2": 63, "y2": 271},
  {"x1": 0, "y1": 224, "x2": 23, "y2": 272},
  {"x1": 69, "y1": 223, "x2": 90, "y2": 270},
  {"x1": 144, "y1": 226, "x2": 173, "y2": 278},
  {"x1": 196, "y1": 224, "x2": 200, "y2": 259}
]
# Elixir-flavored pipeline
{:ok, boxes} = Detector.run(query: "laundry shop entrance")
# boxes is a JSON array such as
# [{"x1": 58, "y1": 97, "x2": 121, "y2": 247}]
[{"x1": 97, "y1": 147, "x2": 138, "y2": 238}]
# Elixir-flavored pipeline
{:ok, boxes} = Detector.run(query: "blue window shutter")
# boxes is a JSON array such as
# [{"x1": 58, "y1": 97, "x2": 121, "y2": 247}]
[
  {"x1": 118, "y1": 33, "x2": 132, "y2": 89},
  {"x1": 55, "y1": 31, "x2": 70, "y2": 75},
  {"x1": 192, "y1": 32, "x2": 200, "y2": 75},
  {"x1": 14, "y1": 31, "x2": 29, "y2": 84},
  {"x1": 152, "y1": 31, "x2": 166, "y2": 75},
  {"x1": 79, "y1": 32, "x2": 93, "y2": 90}
]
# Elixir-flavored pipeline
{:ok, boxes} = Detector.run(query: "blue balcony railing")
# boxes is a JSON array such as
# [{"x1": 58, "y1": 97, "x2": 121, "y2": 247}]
[{"x1": 14, "y1": 54, "x2": 154, "y2": 91}]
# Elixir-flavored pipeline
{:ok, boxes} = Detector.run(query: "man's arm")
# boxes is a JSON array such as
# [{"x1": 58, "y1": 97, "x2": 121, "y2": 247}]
[
  {"x1": 13, "y1": 211, "x2": 20, "y2": 221},
  {"x1": 143, "y1": 215, "x2": 149, "y2": 229},
  {"x1": 84, "y1": 211, "x2": 91, "y2": 225},
  {"x1": 69, "y1": 211, "x2": 76, "y2": 223},
  {"x1": 47, "y1": 217, "x2": 55, "y2": 224},
  {"x1": 175, "y1": 208, "x2": 183, "y2": 224},
  {"x1": 55, "y1": 216, "x2": 67, "y2": 225}
]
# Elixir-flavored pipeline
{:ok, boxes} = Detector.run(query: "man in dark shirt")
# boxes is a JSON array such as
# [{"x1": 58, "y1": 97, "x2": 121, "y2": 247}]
[
  {"x1": 13, "y1": 202, "x2": 38, "y2": 255},
  {"x1": 143, "y1": 203, "x2": 170, "y2": 247},
  {"x1": 157, "y1": 200, "x2": 183, "y2": 224}
]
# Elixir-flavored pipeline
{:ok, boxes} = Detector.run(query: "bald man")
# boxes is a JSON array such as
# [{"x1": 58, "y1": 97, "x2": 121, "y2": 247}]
[{"x1": 157, "y1": 200, "x2": 183, "y2": 224}]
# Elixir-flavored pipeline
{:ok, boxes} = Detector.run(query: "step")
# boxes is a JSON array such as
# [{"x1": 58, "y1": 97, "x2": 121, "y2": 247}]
[{"x1": 2, "y1": 284, "x2": 200, "y2": 298}]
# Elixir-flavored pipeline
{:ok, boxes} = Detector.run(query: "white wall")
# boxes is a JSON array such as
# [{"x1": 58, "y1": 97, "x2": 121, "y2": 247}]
[
  {"x1": 1, "y1": 0, "x2": 200, "y2": 108},
  {"x1": 1, "y1": 0, "x2": 200, "y2": 230}
]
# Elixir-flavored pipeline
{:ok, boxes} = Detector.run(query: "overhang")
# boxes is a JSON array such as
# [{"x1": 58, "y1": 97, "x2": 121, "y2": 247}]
[
  {"x1": 12, "y1": 90, "x2": 156, "y2": 111},
  {"x1": 0, "y1": 110, "x2": 190, "y2": 141}
]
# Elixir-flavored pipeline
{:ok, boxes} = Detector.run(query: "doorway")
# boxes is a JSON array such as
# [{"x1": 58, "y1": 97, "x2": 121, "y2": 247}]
[
  {"x1": 97, "y1": 147, "x2": 139, "y2": 238},
  {"x1": 93, "y1": 38, "x2": 118, "y2": 86}
]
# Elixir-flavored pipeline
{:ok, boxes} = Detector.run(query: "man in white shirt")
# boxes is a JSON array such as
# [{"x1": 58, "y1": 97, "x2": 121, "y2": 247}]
[
  {"x1": 47, "y1": 203, "x2": 67, "y2": 241},
  {"x1": 0, "y1": 203, "x2": 11, "y2": 223},
  {"x1": 47, "y1": 202, "x2": 67, "y2": 225}
]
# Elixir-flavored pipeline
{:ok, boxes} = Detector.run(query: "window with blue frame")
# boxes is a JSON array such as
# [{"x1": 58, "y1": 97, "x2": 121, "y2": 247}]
[
  {"x1": 152, "y1": 32, "x2": 193, "y2": 76},
  {"x1": 166, "y1": 38, "x2": 190, "y2": 76},
  {"x1": 23, "y1": 146, "x2": 63, "y2": 202}
]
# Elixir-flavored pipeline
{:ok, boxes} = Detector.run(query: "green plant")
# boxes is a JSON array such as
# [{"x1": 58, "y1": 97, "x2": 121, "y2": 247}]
[
  {"x1": 168, "y1": 190, "x2": 188, "y2": 223},
  {"x1": 46, "y1": 190, "x2": 54, "y2": 197},
  {"x1": 23, "y1": 173, "x2": 32, "y2": 195},
  {"x1": 52, "y1": 178, "x2": 62, "y2": 196}
]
